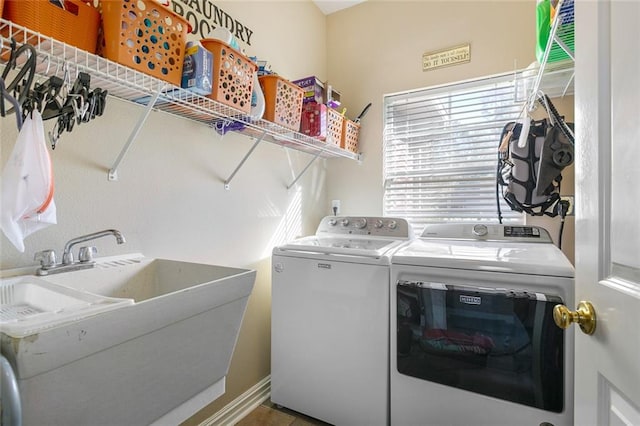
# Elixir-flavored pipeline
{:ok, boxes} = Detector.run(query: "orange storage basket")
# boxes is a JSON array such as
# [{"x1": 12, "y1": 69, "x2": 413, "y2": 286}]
[
  {"x1": 326, "y1": 107, "x2": 344, "y2": 146},
  {"x1": 0, "y1": 0, "x2": 4, "y2": 20},
  {"x1": 341, "y1": 119, "x2": 360, "y2": 153},
  {"x1": 200, "y1": 39, "x2": 256, "y2": 114},
  {"x1": 3, "y1": 0, "x2": 100, "y2": 53},
  {"x1": 259, "y1": 75, "x2": 304, "y2": 131},
  {"x1": 99, "y1": 0, "x2": 189, "y2": 85}
]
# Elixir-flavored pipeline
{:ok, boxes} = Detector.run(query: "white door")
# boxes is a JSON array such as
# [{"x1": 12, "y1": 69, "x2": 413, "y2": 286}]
[{"x1": 572, "y1": 1, "x2": 640, "y2": 424}]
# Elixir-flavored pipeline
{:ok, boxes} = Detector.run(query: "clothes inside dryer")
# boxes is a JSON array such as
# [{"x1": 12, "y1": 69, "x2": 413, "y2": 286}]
[{"x1": 396, "y1": 280, "x2": 565, "y2": 413}]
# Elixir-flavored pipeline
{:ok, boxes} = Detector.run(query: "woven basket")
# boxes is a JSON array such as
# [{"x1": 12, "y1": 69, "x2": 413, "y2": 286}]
[
  {"x1": 4, "y1": 0, "x2": 100, "y2": 53},
  {"x1": 200, "y1": 38, "x2": 256, "y2": 114},
  {"x1": 326, "y1": 108, "x2": 344, "y2": 146},
  {"x1": 259, "y1": 75, "x2": 304, "y2": 131},
  {"x1": 99, "y1": 0, "x2": 189, "y2": 85},
  {"x1": 341, "y1": 119, "x2": 359, "y2": 153}
]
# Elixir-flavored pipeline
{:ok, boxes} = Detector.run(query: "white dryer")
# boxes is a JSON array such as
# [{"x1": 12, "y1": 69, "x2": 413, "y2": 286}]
[
  {"x1": 271, "y1": 216, "x2": 413, "y2": 426},
  {"x1": 390, "y1": 224, "x2": 574, "y2": 426}
]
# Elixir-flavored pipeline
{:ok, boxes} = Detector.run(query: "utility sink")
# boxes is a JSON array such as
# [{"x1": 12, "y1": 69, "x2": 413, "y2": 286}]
[
  {"x1": 43, "y1": 254, "x2": 253, "y2": 303},
  {"x1": 0, "y1": 253, "x2": 256, "y2": 426}
]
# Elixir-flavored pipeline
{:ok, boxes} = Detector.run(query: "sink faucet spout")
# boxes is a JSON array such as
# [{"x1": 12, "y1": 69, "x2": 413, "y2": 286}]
[{"x1": 62, "y1": 229, "x2": 126, "y2": 265}]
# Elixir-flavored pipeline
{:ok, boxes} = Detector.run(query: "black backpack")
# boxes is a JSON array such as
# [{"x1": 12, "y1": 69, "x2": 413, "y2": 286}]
[{"x1": 496, "y1": 95, "x2": 574, "y2": 222}]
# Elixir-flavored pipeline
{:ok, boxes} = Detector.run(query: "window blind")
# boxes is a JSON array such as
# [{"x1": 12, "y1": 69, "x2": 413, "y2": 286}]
[{"x1": 383, "y1": 73, "x2": 524, "y2": 234}]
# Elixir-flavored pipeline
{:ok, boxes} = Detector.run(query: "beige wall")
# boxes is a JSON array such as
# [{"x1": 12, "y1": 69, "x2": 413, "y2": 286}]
[
  {"x1": 0, "y1": 1, "x2": 575, "y2": 423},
  {"x1": 0, "y1": 1, "x2": 327, "y2": 424},
  {"x1": 325, "y1": 0, "x2": 574, "y2": 262}
]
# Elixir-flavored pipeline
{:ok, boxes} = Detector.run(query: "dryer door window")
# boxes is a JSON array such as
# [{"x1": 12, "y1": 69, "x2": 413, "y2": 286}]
[{"x1": 396, "y1": 280, "x2": 564, "y2": 413}]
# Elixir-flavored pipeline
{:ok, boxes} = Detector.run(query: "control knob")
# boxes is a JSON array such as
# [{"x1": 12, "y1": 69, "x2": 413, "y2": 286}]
[
  {"x1": 472, "y1": 224, "x2": 488, "y2": 237},
  {"x1": 374, "y1": 220, "x2": 384, "y2": 229},
  {"x1": 328, "y1": 219, "x2": 337, "y2": 226},
  {"x1": 388, "y1": 220, "x2": 397, "y2": 230},
  {"x1": 354, "y1": 218, "x2": 367, "y2": 229},
  {"x1": 341, "y1": 219, "x2": 350, "y2": 227}
]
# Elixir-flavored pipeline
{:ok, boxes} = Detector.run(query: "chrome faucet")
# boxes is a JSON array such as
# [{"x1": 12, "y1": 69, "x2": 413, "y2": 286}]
[
  {"x1": 62, "y1": 229, "x2": 126, "y2": 265},
  {"x1": 34, "y1": 229, "x2": 126, "y2": 276}
]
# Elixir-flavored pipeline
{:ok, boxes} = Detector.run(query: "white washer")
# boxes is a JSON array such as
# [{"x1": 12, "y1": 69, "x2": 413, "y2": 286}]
[
  {"x1": 390, "y1": 224, "x2": 574, "y2": 426},
  {"x1": 271, "y1": 216, "x2": 414, "y2": 425}
]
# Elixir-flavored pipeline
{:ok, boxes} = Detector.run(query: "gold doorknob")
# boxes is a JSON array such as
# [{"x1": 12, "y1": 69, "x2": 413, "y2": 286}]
[{"x1": 553, "y1": 301, "x2": 597, "y2": 335}]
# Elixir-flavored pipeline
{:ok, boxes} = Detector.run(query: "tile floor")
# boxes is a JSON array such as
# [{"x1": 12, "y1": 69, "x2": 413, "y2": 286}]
[{"x1": 236, "y1": 400, "x2": 330, "y2": 426}]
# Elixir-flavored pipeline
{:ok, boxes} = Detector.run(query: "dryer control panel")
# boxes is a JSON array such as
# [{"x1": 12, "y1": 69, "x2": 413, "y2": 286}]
[
  {"x1": 420, "y1": 224, "x2": 553, "y2": 243},
  {"x1": 316, "y1": 216, "x2": 413, "y2": 238}
]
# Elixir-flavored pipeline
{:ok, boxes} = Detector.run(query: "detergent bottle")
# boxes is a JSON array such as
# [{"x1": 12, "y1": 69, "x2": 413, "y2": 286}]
[{"x1": 535, "y1": 0, "x2": 551, "y2": 63}]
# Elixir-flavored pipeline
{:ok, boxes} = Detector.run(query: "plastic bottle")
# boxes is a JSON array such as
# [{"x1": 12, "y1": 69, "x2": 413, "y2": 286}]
[
  {"x1": 250, "y1": 72, "x2": 265, "y2": 120},
  {"x1": 208, "y1": 27, "x2": 240, "y2": 51},
  {"x1": 535, "y1": 0, "x2": 551, "y2": 63}
]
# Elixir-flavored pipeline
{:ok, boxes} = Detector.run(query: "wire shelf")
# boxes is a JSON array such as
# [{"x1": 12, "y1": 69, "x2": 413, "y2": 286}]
[
  {"x1": 0, "y1": 18, "x2": 359, "y2": 163},
  {"x1": 522, "y1": 0, "x2": 575, "y2": 110},
  {"x1": 515, "y1": 59, "x2": 574, "y2": 104}
]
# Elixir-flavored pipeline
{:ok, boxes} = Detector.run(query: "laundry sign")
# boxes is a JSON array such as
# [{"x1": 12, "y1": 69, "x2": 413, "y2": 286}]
[
  {"x1": 422, "y1": 43, "x2": 470, "y2": 71},
  {"x1": 170, "y1": 0, "x2": 255, "y2": 45}
]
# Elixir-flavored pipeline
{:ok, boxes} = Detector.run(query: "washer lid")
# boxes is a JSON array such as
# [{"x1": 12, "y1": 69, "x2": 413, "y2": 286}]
[
  {"x1": 392, "y1": 238, "x2": 574, "y2": 278},
  {"x1": 276, "y1": 235, "x2": 406, "y2": 258}
]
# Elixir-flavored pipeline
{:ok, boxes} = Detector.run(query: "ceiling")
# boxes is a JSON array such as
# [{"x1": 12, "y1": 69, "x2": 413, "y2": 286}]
[{"x1": 313, "y1": 0, "x2": 367, "y2": 15}]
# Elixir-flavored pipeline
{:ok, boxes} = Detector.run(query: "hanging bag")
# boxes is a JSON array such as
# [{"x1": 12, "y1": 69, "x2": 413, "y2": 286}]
[{"x1": 1, "y1": 110, "x2": 57, "y2": 252}]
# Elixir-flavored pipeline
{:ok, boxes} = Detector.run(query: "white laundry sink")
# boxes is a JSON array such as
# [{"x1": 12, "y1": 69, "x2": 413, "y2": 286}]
[
  {"x1": 42, "y1": 254, "x2": 253, "y2": 303},
  {"x1": 0, "y1": 254, "x2": 256, "y2": 426}
]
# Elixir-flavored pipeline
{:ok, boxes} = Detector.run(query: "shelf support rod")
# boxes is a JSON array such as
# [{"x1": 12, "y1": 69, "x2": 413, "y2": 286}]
[
  {"x1": 286, "y1": 150, "x2": 324, "y2": 190},
  {"x1": 527, "y1": 6, "x2": 565, "y2": 111},
  {"x1": 108, "y1": 82, "x2": 165, "y2": 181},
  {"x1": 224, "y1": 130, "x2": 267, "y2": 190}
]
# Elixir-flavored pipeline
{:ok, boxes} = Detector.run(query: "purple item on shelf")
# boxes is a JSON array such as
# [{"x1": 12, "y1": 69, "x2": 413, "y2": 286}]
[{"x1": 214, "y1": 119, "x2": 246, "y2": 135}]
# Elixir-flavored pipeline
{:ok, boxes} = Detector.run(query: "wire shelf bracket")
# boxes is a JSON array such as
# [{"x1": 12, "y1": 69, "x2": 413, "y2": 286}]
[
  {"x1": 223, "y1": 130, "x2": 267, "y2": 190},
  {"x1": 286, "y1": 150, "x2": 324, "y2": 190},
  {"x1": 108, "y1": 82, "x2": 165, "y2": 181}
]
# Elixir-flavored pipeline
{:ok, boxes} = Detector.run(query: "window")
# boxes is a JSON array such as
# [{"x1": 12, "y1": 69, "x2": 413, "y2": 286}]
[{"x1": 383, "y1": 73, "x2": 524, "y2": 234}]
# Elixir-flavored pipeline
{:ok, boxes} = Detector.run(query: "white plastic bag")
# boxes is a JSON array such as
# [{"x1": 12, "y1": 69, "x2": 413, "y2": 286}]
[{"x1": 1, "y1": 110, "x2": 56, "y2": 252}]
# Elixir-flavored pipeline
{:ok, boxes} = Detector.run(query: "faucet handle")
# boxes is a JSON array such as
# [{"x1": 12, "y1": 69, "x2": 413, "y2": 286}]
[
  {"x1": 34, "y1": 250, "x2": 57, "y2": 268},
  {"x1": 78, "y1": 246, "x2": 98, "y2": 263}
]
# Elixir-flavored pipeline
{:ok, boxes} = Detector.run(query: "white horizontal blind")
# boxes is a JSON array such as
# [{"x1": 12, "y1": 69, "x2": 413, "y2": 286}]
[{"x1": 383, "y1": 73, "x2": 524, "y2": 234}]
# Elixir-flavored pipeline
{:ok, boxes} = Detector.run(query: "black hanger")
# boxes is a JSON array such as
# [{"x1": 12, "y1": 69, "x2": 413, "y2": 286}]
[
  {"x1": 0, "y1": 77, "x2": 23, "y2": 130},
  {"x1": 34, "y1": 76, "x2": 65, "y2": 120},
  {"x1": 0, "y1": 40, "x2": 110, "y2": 147},
  {"x1": 85, "y1": 88, "x2": 108, "y2": 122},
  {"x1": 2, "y1": 39, "x2": 37, "y2": 112}
]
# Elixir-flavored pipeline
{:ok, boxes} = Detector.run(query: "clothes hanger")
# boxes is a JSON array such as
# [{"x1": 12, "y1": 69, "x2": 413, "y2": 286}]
[
  {"x1": 1, "y1": 42, "x2": 109, "y2": 147},
  {"x1": 37, "y1": 76, "x2": 65, "y2": 120},
  {"x1": 2, "y1": 40, "x2": 37, "y2": 113},
  {"x1": 0, "y1": 77, "x2": 23, "y2": 130}
]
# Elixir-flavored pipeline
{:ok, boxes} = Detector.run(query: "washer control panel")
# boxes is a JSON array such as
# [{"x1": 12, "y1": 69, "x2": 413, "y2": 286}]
[
  {"x1": 318, "y1": 216, "x2": 413, "y2": 238},
  {"x1": 420, "y1": 224, "x2": 553, "y2": 243}
]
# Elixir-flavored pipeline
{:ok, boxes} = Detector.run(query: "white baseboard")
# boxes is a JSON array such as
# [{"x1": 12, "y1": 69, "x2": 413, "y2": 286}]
[
  {"x1": 200, "y1": 375, "x2": 271, "y2": 426},
  {"x1": 153, "y1": 378, "x2": 226, "y2": 425}
]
